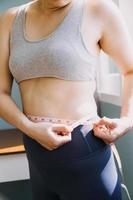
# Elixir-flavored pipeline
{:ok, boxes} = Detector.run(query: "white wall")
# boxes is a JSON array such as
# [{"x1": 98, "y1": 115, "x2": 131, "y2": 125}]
[{"x1": 119, "y1": 0, "x2": 133, "y2": 36}]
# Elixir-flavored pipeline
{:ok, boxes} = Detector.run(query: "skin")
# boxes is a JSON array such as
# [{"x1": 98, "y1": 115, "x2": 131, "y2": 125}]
[{"x1": 0, "y1": 0, "x2": 133, "y2": 150}]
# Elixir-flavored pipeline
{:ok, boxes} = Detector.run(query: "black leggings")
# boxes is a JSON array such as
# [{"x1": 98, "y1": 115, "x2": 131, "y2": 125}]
[{"x1": 23, "y1": 124, "x2": 122, "y2": 200}]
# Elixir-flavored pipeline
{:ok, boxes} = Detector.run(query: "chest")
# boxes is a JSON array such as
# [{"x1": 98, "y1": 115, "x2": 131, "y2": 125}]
[{"x1": 24, "y1": 1, "x2": 101, "y2": 55}]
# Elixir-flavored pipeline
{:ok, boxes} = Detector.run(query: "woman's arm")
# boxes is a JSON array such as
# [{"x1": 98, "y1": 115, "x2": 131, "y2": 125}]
[
  {"x1": 0, "y1": 8, "x2": 72, "y2": 150},
  {"x1": 99, "y1": 0, "x2": 133, "y2": 121},
  {"x1": 0, "y1": 8, "x2": 33, "y2": 135},
  {"x1": 92, "y1": 0, "x2": 133, "y2": 142}
]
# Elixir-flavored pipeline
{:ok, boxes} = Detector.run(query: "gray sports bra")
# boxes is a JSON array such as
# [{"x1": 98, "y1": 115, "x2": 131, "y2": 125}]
[{"x1": 9, "y1": 0, "x2": 99, "y2": 84}]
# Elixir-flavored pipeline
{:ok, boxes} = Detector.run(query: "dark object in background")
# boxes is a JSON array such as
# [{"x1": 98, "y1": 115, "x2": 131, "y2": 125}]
[{"x1": 0, "y1": 180, "x2": 32, "y2": 200}]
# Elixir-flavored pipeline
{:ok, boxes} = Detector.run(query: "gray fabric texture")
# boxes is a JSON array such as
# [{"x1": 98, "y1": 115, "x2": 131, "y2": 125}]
[{"x1": 9, "y1": 0, "x2": 99, "y2": 84}]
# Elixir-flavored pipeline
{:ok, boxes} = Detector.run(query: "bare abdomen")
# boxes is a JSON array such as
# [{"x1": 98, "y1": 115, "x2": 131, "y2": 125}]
[{"x1": 19, "y1": 77, "x2": 98, "y2": 120}]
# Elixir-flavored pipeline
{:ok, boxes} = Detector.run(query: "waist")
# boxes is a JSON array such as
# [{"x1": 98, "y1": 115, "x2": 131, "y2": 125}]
[
  {"x1": 22, "y1": 95, "x2": 98, "y2": 119},
  {"x1": 21, "y1": 78, "x2": 98, "y2": 120},
  {"x1": 23, "y1": 96, "x2": 98, "y2": 123},
  {"x1": 26, "y1": 113, "x2": 100, "y2": 129}
]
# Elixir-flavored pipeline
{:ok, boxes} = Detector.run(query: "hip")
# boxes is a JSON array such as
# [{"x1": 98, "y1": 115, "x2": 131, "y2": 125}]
[{"x1": 23, "y1": 116, "x2": 110, "y2": 166}]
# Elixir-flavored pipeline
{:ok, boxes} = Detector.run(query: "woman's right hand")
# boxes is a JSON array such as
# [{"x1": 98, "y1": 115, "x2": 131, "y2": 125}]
[{"x1": 25, "y1": 121, "x2": 73, "y2": 151}]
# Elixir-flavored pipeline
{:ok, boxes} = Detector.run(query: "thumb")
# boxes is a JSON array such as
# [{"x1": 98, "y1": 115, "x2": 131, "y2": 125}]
[
  {"x1": 100, "y1": 116, "x2": 118, "y2": 128},
  {"x1": 52, "y1": 124, "x2": 73, "y2": 133},
  {"x1": 58, "y1": 133, "x2": 72, "y2": 146}
]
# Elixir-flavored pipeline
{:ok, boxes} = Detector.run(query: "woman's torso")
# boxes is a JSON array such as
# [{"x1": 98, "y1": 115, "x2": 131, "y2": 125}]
[{"x1": 9, "y1": 0, "x2": 102, "y2": 120}]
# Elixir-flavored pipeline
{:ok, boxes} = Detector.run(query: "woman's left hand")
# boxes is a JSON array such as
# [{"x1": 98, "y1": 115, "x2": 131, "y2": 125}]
[{"x1": 93, "y1": 116, "x2": 132, "y2": 144}]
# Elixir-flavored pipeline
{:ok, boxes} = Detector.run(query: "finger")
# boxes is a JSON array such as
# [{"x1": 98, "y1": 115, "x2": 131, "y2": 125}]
[
  {"x1": 93, "y1": 126, "x2": 114, "y2": 141},
  {"x1": 52, "y1": 129, "x2": 70, "y2": 136},
  {"x1": 52, "y1": 124, "x2": 73, "y2": 133},
  {"x1": 94, "y1": 119, "x2": 117, "y2": 129},
  {"x1": 93, "y1": 124, "x2": 118, "y2": 144},
  {"x1": 56, "y1": 133, "x2": 72, "y2": 145},
  {"x1": 54, "y1": 130, "x2": 68, "y2": 136},
  {"x1": 93, "y1": 123, "x2": 109, "y2": 133},
  {"x1": 93, "y1": 127, "x2": 114, "y2": 143},
  {"x1": 102, "y1": 117, "x2": 118, "y2": 127},
  {"x1": 93, "y1": 126, "x2": 106, "y2": 137},
  {"x1": 97, "y1": 119, "x2": 113, "y2": 127}
]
